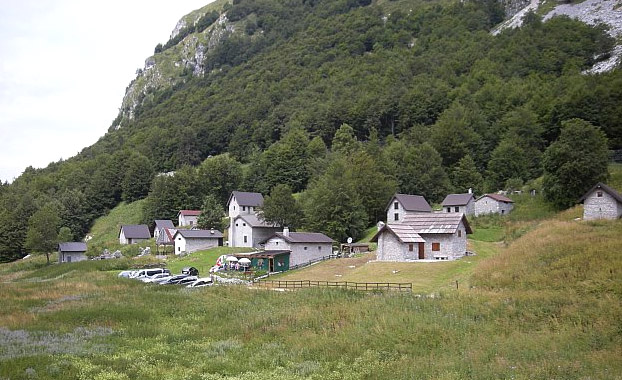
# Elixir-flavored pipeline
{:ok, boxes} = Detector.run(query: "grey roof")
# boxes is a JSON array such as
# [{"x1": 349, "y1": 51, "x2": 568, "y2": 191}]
[
  {"x1": 578, "y1": 182, "x2": 622, "y2": 204},
  {"x1": 235, "y1": 214, "x2": 277, "y2": 228},
  {"x1": 155, "y1": 220, "x2": 174, "y2": 230},
  {"x1": 442, "y1": 193, "x2": 474, "y2": 206},
  {"x1": 58, "y1": 242, "x2": 87, "y2": 252},
  {"x1": 387, "y1": 194, "x2": 432, "y2": 212},
  {"x1": 174, "y1": 229, "x2": 223, "y2": 239},
  {"x1": 273, "y1": 232, "x2": 334, "y2": 244},
  {"x1": 228, "y1": 191, "x2": 264, "y2": 207},
  {"x1": 476, "y1": 193, "x2": 514, "y2": 203},
  {"x1": 401, "y1": 213, "x2": 473, "y2": 234},
  {"x1": 371, "y1": 224, "x2": 425, "y2": 243},
  {"x1": 120, "y1": 224, "x2": 151, "y2": 239}
]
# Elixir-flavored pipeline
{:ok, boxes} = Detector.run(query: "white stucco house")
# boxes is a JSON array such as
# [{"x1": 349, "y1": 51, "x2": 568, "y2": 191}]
[
  {"x1": 227, "y1": 191, "x2": 280, "y2": 248},
  {"x1": 173, "y1": 229, "x2": 223, "y2": 254},
  {"x1": 178, "y1": 210, "x2": 201, "y2": 227},
  {"x1": 154, "y1": 219, "x2": 174, "y2": 239},
  {"x1": 474, "y1": 194, "x2": 514, "y2": 216},
  {"x1": 58, "y1": 242, "x2": 88, "y2": 263},
  {"x1": 579, "y1": 182, "x2": 622, "y2": 220},
  {"x1": 119, "y1": 225, "x2": 151, "y2": 245},
  {"x1": 441, "y1": 193, "x2": 475, "y2": 215},
  {"x1": 372, "y1": 213, "x2": 472, "y2": 261},
  {"x1": 262, "y1": 228, "x2": 334, "y2": 267},
  {"x1": 386, "y1": 193, "x2": 432, "y2": 223}
]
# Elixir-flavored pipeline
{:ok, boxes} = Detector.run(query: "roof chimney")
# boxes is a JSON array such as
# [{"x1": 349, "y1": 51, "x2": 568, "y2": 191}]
[
  {"x1": 283, "y1": 227, "x2": 290, "y2": 237},
  {"x1": 377, "y1": 221, "x2": 385, "y2": 231},
  {"x1": 468, "y1": 188, "x2": 472, "y2": 194},
  {"x1": 210, "y1": 229, "x2": 214, "y2": 234}
]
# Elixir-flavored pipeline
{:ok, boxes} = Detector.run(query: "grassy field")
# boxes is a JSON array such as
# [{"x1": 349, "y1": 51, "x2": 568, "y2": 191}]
[{"x1": 1, "y1": 214, "x2": 620, "y2": 379}]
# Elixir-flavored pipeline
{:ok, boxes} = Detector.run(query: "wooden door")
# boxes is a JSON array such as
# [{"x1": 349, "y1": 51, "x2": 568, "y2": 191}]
[
  {"x1": 269, "y1": 258, "x2": 274, "y2": 272},
  {"x1": 418, "y1": 243, "x2": 425, "y2": 260}
]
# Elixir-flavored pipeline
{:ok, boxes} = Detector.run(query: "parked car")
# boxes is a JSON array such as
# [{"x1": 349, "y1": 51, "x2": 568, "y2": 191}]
[
  {"x1": 177, "y1": 276, "x2": 199, "y2": 286},
  {"x1": 135, "y1": 268, "x2": 170, "y2": 279},
  {"x1": 182, "y1": 267, "x2": 199, "y2": 276},
  {"x1": 140, "y1": 273, "x2": 171, "y2": 283},
  {"x1": 118, "y1": 270, "x2": 136, "y2": 278},
  {"x1": 158, "y1": 274, "x2": 189, "y2": 285},
  {"x1": 186, "y1": 277, "x2": 213, "y2": 288}
]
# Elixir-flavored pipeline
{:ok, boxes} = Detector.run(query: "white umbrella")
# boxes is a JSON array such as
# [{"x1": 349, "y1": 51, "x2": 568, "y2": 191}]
[
  {"x1": 238, "y1": 258, "x2": 251, "y2": 266},
  {"x1": 225, "y1": 256, "x2": 238, "y2": 262}
]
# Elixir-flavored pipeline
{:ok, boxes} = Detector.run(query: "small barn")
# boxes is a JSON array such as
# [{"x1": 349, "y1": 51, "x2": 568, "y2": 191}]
[
  {"x1": 262, "y1": 228, "x2": 334, "y2": 267},
  {"x1": 58, "y1": 242, "x2": 88, "y2": 263},
  {"x1": 372, "y1": 213, "x2": 472, "y2": 261},
  {"x1": 579, "y1": 182, "x2": 622, "y2": 220},
  {"x1": 119, "y1": 225, "x2": 151, "y2": 245},
  {"x1": 474, "y1": 194, "x2": 514, "y2": 216},
  {"x1": 173, "y1": 229, "x2": 223, "y2": 255},
  {"x1": 441, "y1": 193, "x2": 475, "y2": 215},
  {"x1": 178, "y1": 210, "x2": 201, "y2": 227},
  {"x1": 154, "y1": 219, "x2": 174, "y2": 238},
  {"x1": 386, "y1": 193, "x2": 432, "y2": 223}
]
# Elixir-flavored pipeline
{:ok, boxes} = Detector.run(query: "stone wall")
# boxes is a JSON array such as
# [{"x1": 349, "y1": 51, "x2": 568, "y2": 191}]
[{"x1": 584, "y1": 190, "x2": 622, "y2": 220}]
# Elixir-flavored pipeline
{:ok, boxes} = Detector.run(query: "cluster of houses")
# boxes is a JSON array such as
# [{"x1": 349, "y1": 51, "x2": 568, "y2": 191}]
[{"x1": 57, "y1": 183, "x2": 622, "y2": 267}]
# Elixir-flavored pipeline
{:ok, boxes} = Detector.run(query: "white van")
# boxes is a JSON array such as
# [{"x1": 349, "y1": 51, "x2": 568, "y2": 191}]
[{"x1": 135, "y1": 268, "x2": 170, "y2": 279}]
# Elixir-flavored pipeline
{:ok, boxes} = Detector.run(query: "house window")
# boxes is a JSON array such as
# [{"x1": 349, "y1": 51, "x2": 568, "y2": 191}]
[
  {"x1": 178, "y1": 247, "x2": 181, "y2": 252},
  {"x1": 597, "y1": 191, "x2": 603, "y2": 197},
  {"x1": 455, "y1": 206, "x2": 459, "y2": 212},
  {"x1": 501, "y1": 210, "x2": 505, "y2": 214},
  {"x1": 447, "y1": 207, "x2": 450, "y2": 213},
  {"x1": 242, "y1": 206, "x2": 246, "y2": 211},
  {"x1": 178, "y1": 237, "x2": 181, "y2": 240},
  {"x1": 432, "y1": 243, "x2": 440, "y2": 251},
  {"x1": 275, "y1": 241, "x2": 279, "y2": 245},
  {"x1": 243, "y1": 236, "x2": 248, "y2": 243},
  {"x1": 189, "y1": 221, "x2": 193, "y2": 226},
  {"x1": 458, "y1": 230, "x2": 462, "y2": 237},
  {"x1": 394, "y1": 202, "x2": 399, "y2": 210},
  {"x1": 394, "y1": 213, "x2": 399, "y2": 221},
  {"x1": 408, "y1": 244, "x2": 413, "y2": 251},
  {"x1": 304, "y1": 246, "x2": 308, "y2": 250},
  {"x1": 235, "y1": 223, "x2": 238, "y2": 227},
  {"x1": 243, "y1": 223, "x2": 246, "y2": 226},
  {"x1": 318, "y1": 246, "x2": 322, "y2": 251}
]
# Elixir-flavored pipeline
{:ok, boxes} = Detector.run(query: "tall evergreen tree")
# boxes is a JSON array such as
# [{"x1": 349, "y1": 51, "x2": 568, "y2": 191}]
[{"x1": 197, "y1": 195, "x2": 226, "y2": 231}]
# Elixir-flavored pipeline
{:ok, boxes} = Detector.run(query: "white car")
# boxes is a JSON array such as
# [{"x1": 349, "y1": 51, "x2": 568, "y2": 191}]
[
  {"x1": 186, "y1": 277, "x2": 213, "y2": 288},
  {"x1": 118, "y1": 270, "x2": 137, "y2": 278},
  {"x1": 140, "y1": 273, "x2": 171, "y2": 283}
]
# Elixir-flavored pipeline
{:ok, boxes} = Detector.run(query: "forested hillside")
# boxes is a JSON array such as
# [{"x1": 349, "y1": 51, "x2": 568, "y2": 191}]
[{"x1": 1, "y1": 0, "x2": 621, "y2": 261}]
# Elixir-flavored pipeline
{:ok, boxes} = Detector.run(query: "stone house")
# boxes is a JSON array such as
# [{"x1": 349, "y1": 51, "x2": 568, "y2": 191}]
[
  {"x1": 119, "y1": 225, "x2": 151, "y2": 245},
  {"x1": 58, "y1": 242, "x2": 88, "y2": 263},
  {"x1": 372, "y1": 213, "x2": 472, "y2": 261},
  {"x1": 386, "y1": 193, "x2": 432, "y2": 223},
  {"x1": 579, "y1": 182, "x2": 622, "y2": 220},
  {"x1": 173, "y1": 229, "x2": 223, "y2": 254},
  {"x1": 153, "y1": 219, "x2": 174, "y2": 239},
  {"x1": 227, "y1": 191, "x2": 280, "y2": 248},
  {"x1": 474, "y1": 194, "x2": 514, "y2": 216},
  {"x1": 262, "y1": 228, "x2": 334, "y2": 267},
  {"x1": 178, "y1": 210, "x2": 201, "y2": 227},
  {"x1": 441, "y1": 193, "x2": 475, "y2": 215}
]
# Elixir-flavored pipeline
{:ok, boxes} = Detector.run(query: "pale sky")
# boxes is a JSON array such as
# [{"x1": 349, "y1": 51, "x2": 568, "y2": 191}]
[{"x1": 0, "y1": 0, "x2": 213, "y2": 182}]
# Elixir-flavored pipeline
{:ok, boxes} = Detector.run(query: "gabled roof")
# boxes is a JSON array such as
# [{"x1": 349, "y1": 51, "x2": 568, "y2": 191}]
[
  {"x1": 476, "y1": 193, "x2": 514, "y2": 203},
  {"x1": 371, "y1": 224, "x2": 425, "y2": 243},
  {"x1": 401, "y1": 213, "x2": 473, "y2": 234},
  {"x1": 174, "y1": 229, "x2": 223, "y2": 239},
  {"x1": 387, "y1": 194, "x2": 432, "y2": 212},
  {"x1": 578, "y1": 182, "x2": 622, "y2": 204},
  {"x1": 442, "y1": 193, "x2": 474, "y2": 206},
  {"x1": 228, "y1": 191, "x2": 264, "y2": 207},
  {"x1": 234, "y1": 214, "x2": 277, "y2": 228},
  {"x1": 155, "y1": 219, "x2": 174, "y2": 230},
  {"x1": 271, "y1": 232, "x2": 334, "y2": 244},
  {"x1": 120, "y1": 224, "x2": 151, "y2": 239},
  {"x1": 156, "y1": 228, "x2": 176, "y2": 245},
  {"x1": 178, "y1": 210, "x2": 201, "y2": 217},
  {"x1": 58, "y1": 242, "x2": 87, "y2": 252}
]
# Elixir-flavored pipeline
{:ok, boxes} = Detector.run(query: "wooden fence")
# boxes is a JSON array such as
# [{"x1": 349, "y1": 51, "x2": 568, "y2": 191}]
[{"x1": 255, "y1": 280, "x2": 412, "y2": 292}]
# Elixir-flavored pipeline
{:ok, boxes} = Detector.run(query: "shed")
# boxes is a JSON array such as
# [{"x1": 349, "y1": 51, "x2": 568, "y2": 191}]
[
  {"x1": 154, "y1": 219, "x2": 174, "y2": 238},
  {"x1": 58, "y1": 242, "x2": 88, "y2": 263},
  {"x1": 178, "y1": 210, "x2": 201, "y2": 227},
  {"x1": 173, "y1": 229, "x2": 223, "y2": 255},
  {"x1": 243, "y1": 251, "x2": 290, "y2": 273},
  {"x1": 474, "y1": 194, "x2": 514, "y2": 217},
  {"x1": 578, "y1": 182, "x2": 622, "y2": 220},
  {"x1": 119, "y1": 225, "x2": 151, "y2": 245}
]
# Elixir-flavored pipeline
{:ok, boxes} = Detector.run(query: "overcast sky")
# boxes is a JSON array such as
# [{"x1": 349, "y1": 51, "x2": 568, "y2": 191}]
[{"x1": 0, "y1": 0, "x2": 213, "y2": 183}]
